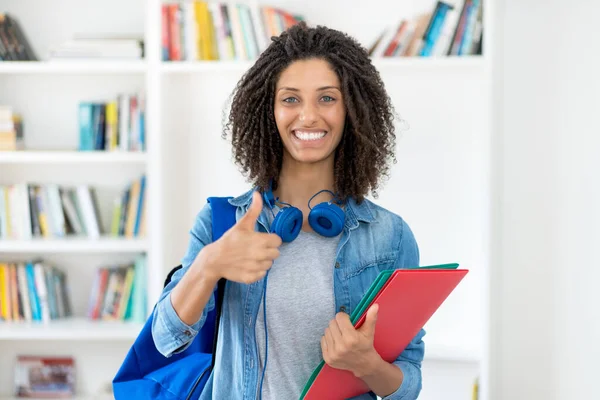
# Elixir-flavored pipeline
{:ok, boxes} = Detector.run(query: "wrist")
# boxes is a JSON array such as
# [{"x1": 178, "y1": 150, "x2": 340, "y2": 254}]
[
  {"x1": 192, "y1": 244, "x2": 221, "y2": 284},
  {"x1": 353, "y1": 350, "x2": 384, "y2": 379}
]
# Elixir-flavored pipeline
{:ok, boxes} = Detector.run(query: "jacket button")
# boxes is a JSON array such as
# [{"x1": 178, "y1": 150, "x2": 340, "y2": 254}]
[
  {"x1": 339, "y1": 306, "x2": 347, "y2": 313},
  {"x1": 335, "y1": 262, "x2": 340, "y2": 269},
  {"x1": 184, "y1": 330, "x2": 191, "y2": 337}
]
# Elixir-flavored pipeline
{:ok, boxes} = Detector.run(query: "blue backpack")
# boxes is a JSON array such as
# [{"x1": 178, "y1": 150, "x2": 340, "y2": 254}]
[{"x1": 112, "y1": 197, "x2": 236, "y2": 400}]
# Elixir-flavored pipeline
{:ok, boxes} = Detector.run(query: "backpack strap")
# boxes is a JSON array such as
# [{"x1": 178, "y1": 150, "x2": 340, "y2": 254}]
[{"x1": 207, "y1": 196, "x2": 237, "y2": 369}]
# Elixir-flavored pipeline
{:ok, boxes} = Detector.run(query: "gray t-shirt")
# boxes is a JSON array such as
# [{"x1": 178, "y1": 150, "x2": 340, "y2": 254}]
[{"x1": 255, "y1": 207, "x2": 340, "y2": 399}]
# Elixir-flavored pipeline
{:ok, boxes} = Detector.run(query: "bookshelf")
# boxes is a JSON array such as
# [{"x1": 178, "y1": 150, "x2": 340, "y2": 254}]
[
  {"x1": 0, "y1": 0, "x2": 492, "y2": 399},
  {"x1": 159, "y1": 55, "x2": 488, "y2": 74},
  {"x1": 0, "y1": 151, "x2": 147, "y2": 164},
  {"x1": 0, "y1": 318, "x2": 143, "y2": 340},
  {"x1": 0, "y1": 61, "x2": 147, "y2": 75},
  {"x1": 0, "y1": 238, "x2": 148, "y2": 253}
]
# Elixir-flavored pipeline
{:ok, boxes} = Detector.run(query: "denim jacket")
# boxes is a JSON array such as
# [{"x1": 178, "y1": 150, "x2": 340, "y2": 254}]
[{"x1": 152, "y1": 188, "x2": 425, "y2": 400}]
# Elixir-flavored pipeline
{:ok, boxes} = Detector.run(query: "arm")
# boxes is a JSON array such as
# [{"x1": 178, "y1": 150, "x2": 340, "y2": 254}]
[
  {"x1": 151, "y1": 203, "x2": 217, "y2": 357},
  {"x1": 365, "y1": 218, "x2": 425, "y2": 400}
]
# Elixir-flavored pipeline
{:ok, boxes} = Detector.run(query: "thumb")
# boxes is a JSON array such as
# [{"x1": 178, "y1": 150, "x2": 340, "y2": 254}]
[
  {"x1": 360, "y1": 304, "x2": 379, "y2": 337},
  {"x1": 238, "y1": 191, "x2": 263, "y2": 231}
]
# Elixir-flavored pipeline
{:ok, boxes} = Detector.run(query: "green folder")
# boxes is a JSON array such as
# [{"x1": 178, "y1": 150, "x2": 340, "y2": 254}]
[{"x1": 299, "y1": 263, "x2": 459, "y2": 400}]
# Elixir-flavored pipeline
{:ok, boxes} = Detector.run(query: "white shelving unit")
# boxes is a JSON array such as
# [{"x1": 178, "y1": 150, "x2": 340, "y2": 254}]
[
  {"x1": 0, "y1": 151, "x2": 147, "y2": 164},
  {"x1": 0, "y1": 318, "x2": 143, "y2": 341},
  {"x1": 0, "y1": 0, "x2": 492, "y2": 399},
  {"x1": 0, "y1": 237, "x2": 149, "y2": 253},
  {"x1": 158, "y1": 55, "x2": 488, "y2": 74},
  {"x1": 0, "y1": 60, "x2": 147, "y2": 75}
]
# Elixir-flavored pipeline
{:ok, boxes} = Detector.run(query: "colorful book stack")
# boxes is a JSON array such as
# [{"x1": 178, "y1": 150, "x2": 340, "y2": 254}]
[
  {"x1": 162, "y1": 1, "x2": 304, "y2": 61},
  {"x1": 87, "y1": 255, "x2": 146, "y2": 323},
  {"x1": 0, "y1": 13, "x2": 37, "y2": 61},
  {"x1": 0, "y1": 106, "x2": 24, "y2": 151},
  {"x1": 0, "y1": 261, "x2": 72, "y2": 323},
  {"x1": 110, "y1": 175, "x2": 146, "y2": 238},
  {"x1": 369, "y1": 0, "x2": 483, "y2": 57},
  {"x1": 0, "y1": 175, "x2": 146, "y2": 240},
  {"x1": 0, "y1": 184, "x2": 102, "y2": 240},
  {"x1": 78, "y1": 92, "x2": 145, "y2": 152}
]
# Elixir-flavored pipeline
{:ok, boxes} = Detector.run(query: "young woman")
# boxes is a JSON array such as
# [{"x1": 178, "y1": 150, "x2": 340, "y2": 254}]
[{"x1": 152, "y1": 22, "x2": 425, "y2": 400}]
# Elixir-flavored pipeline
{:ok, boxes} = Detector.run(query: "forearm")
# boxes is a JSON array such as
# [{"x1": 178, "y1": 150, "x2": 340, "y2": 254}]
[
  {"x1": 170, "y1": 246, "x2": 219, "y2": 325},
  {"x1": 356, "y1": 353, "x2": 404, "y2": 398}
]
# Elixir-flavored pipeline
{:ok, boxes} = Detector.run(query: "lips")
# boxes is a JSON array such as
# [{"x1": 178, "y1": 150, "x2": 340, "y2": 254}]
[{"x1": 292, "y1": 130, "x2": 327, "y2": 141}]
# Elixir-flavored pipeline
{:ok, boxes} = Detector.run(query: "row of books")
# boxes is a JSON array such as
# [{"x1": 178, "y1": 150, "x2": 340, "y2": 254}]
[
  {"x1": 0, "y1": 262, "x2": 72, "y2": 323},
  {"x1": 0, "y1": 13, "x2": 37, "y2": 61},
  {"x1": 162, "y1": 1, "x2": 303, "y2": 61},
  {"x1": 0, "y1": 106, "x2": 24, "y2": 151},
  {"x1": 0, "y1": 175, "x2": 146, "y2": 240},
  {"x1": 79, "y1": 93, "x2": 145, "y2": 152},
  {"x1": 110, "y1": 175, "x2": 146, "y2": 238},
  {"x1": 87, "y1": 255, "x2": 147, "y2": 322},
  {"x1": 369, "y1": 0, "x2": 483, "y2": 57}
]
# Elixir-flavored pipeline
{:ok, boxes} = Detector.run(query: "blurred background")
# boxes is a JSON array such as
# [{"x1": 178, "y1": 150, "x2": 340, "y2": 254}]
[{"x1": 0, "y1": 0, "x2": 597, "y2": 399}]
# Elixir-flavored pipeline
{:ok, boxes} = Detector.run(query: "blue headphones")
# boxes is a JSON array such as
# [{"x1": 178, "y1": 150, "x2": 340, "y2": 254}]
[{"x1": 263, "y1": 185, "x2": 345, "y2": 242}]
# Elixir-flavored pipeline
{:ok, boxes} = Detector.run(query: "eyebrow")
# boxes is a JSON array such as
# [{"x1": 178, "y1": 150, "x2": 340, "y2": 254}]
[{"x1": 277, "y1": 86, "x2": 341, "y2": 92}]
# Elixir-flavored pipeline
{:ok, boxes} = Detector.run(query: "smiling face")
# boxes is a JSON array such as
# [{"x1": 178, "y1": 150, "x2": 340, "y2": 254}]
[{"x1": 274, "y1": 58, "x2": 346, "y2": 166}]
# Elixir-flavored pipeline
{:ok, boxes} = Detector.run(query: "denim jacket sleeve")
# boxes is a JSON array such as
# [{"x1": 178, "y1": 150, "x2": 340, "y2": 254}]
[
  {"x1": 381, "y1": 219, "x2": 425, "y2": 400},
  {"x1": 151, "y1": 202, "x2": 217, "y2": 357}
]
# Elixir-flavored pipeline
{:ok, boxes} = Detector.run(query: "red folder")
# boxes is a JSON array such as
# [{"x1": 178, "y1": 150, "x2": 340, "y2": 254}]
[{"x1": 301, "y1": 268, "x2": 468, "y2": 400}]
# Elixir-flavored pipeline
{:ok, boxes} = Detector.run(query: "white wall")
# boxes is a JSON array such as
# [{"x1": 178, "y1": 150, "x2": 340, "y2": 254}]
[{"x1": 490, "y1": 1, "x2": 600, "y2": 399}]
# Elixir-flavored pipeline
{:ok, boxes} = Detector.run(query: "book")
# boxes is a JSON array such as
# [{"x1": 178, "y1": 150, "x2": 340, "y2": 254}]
[
  {"x1": 14, "y1": 356, "x2": 75, "y2": 397},
  {"x1": 161, "y1": 1, "x2": 304, "y2": 61},
  {"x1": 300, "y1": 263, "x2": 468, "y2": 400}
]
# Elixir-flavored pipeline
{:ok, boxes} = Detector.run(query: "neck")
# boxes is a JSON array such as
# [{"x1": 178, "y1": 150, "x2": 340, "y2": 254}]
[{"x1": 274, "y1": 155, "x2": 335, "y2": 209}]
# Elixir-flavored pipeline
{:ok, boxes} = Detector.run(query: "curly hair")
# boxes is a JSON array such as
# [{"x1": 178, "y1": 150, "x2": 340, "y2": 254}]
[{"x1": 223, "y1": 22, "x2": 398, "y2": 202}]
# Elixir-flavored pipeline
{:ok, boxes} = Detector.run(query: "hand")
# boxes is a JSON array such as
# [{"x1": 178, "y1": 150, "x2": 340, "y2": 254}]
[
  {"x1": 321, "y1": 304, "x2": 382, "y2": 378},
  {"x1": 196, "y1": 191, "x2": 282, "y2": 284}
]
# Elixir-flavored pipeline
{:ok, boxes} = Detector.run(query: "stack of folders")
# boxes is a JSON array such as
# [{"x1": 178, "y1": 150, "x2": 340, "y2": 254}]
[{"x1": 300, "y1": 263, "x2": 468, "y2": 400}]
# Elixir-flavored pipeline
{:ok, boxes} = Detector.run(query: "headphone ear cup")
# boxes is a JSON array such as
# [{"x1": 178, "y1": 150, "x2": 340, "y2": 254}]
[
  {"x1": 271, "y1": 206, "x2": 303, "y2": 242},
  {"x1": 308, "y1": 203, "x2": 345, "y2": 237}
]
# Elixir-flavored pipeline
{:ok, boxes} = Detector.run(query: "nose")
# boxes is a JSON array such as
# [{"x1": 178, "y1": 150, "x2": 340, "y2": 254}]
[{"x1": 299, "y1": 102, "x2": 318, "y2": 125}]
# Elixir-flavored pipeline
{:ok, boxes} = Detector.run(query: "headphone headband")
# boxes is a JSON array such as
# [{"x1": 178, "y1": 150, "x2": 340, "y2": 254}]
[{"x1": 308, "y1": 189, "x2": 342, "y2": 210}]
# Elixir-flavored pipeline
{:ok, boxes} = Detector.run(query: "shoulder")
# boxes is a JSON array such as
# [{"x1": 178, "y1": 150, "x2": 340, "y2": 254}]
[
  {"x1": 360, "y1": 198, "x2": 420, "y2": 267},
  {"x1": 189, "y1": 189, "x2": 252, "y2": 242},
  {"x1": 188, "y1": 201, "x2": 214, "y2": 245}
]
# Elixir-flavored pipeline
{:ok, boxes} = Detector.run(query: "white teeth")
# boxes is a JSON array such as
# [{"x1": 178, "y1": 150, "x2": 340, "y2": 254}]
[{"x1": 294, "y1": 131, "x2": 326, "y2": 141}]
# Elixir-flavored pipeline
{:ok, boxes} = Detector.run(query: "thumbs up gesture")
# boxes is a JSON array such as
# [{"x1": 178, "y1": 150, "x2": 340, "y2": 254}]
[
  {"x1": 200, "y1": 191, "x2": 282, "y2": 284},
  {"x1": 320, "y1": 304, "x2": 383, "y2": 378}
]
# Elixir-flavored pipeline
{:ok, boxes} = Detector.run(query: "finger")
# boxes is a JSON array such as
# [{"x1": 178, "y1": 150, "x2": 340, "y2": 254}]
[
  {"x1": 264, "y1": 233, "x2": 283, "y2": 248},
  {"x1": 321, "y1": 335, "x2": 328, "y2": 359},
  {"x1": 257, "y1": 248, "x2": 280, "y2": 262},
  {"x1": 358, "y1": 304, "x2": 379, "y2": 338},
  {"x1": 241, "y1": 270, "x2": 267, "y2": 284},
  {"x1": 335, "y1": 312, "x2": 355, "y2": 333},
  {"x1": 237, "y1": 191, "x2": 263, "y2": 231},
  {"x1": 254, "y1": 260, "x2": 274, "y2": 272},
  {"x1": 329, "y1": 318, "x2": 343, "y2": 339},
  {"x1": 251, "y1": 232, "x2": 282, "y2": 249},
  {"x1": 325, "y1": 327, "x2": 336, "y2": 348}
]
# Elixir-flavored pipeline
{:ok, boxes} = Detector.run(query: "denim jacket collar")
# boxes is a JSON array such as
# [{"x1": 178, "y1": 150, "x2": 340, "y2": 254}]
[{"x1": 228, "y1": 187, "x2": 375, "y2": 229}]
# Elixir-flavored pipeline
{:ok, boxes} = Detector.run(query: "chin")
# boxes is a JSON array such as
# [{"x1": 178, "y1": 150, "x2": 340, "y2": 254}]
[{"x1": 287, "y1": 148, "x2": 335, "y2": 164}]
